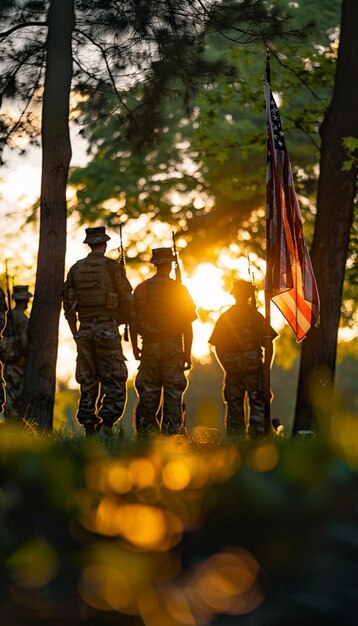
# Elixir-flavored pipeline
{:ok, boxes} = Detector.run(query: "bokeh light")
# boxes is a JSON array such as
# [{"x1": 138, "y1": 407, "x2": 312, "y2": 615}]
[
  {"x1": 7, "y1": 538, "x2": 57, "y2": 588},
  {"x1": 248, "y1": 443, "x2": 280, "y2": 472}
]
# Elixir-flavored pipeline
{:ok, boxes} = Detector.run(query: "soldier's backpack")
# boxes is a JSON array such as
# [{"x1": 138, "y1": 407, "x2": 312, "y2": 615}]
[
  {"x1": 74, "y1": 257, "x2": 122, "y2": 317},
  {"x1": 75, "y1": 258, "x2": 109, "y2": 307}
]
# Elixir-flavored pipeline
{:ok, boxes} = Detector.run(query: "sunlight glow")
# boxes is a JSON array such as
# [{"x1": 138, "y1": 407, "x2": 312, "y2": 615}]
[
  {"x1": 183, "y1": 257, "x2": 255, "y2": 362},
  {"x1": 0, "y1": 164, "x2": 40, "y2": 209},
  {"x1": 185, "y1": 263, "x2": 233, "y2": 312}
]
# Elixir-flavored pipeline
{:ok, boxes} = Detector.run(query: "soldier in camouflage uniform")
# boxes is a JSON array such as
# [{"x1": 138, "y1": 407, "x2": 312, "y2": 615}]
[
  {"x1": 131, "y1": 247, "x2": 197, "y2": 435},
  {"x1": 62, "y1": 226, "x2": 134, "y2": 435},
  {"x1": 0, "y1": 285, "x2": 32, "y2": 420},
  {"x1": 0, "y1": 287, "x2": 7, "y2": 414},
  {"x1": 209, "y1": 279, "x2": 277, "y2": 438}
]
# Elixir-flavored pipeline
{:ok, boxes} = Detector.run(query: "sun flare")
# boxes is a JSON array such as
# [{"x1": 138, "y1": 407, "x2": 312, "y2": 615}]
[
  {"x1": 184, "y1": 263, "x2": 234, "y2": 313},
  {"x1": 183, "y1": 260, "x2": 246, "y2": 362}
]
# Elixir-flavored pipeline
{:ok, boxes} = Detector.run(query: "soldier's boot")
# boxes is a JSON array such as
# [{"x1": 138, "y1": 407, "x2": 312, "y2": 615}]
[
  {"x1": 226, "y1": 427, "x2": 247, "y2": 440},
  {"x1": 247, "y1": 422, "x2": 265, "y2": 439},
  {"x1": 85, "y1": 425, "x2": 97, "y2": 437},
  {"x1": 135, "y1": 410, "x2": 159, "y2": 437},
  {"x1": 162, "y1": 422, "x2": 187, "y2": 436},
  {"x1": 137, "y1": 424, "x2": 159, "y2": 437},
  {"x1": 96, "y1": 421, "x2": 112, "y2": 438},
  {"x1": 226, "y1": 417, "x2": 247, "y2": 440}
]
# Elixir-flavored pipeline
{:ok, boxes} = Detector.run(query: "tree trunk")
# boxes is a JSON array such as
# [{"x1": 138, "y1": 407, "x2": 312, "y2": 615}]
[
  {"x1": 293, "y1": 0, "x2": 358, "y2": 435},
  {"x1": 21, "y1": 0, "x2": 74, "y2": 429}
]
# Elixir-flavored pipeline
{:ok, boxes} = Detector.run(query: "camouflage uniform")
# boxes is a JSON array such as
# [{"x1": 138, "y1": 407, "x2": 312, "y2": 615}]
[
  {"x1": 0, "y1": 285, "x2": 32, "y2": 419},
  {"x1": 62, "y1": 226, "x2": 134, "y2": 434},
  {"x1": 0, "y1": 287, "x2": 7, "y2": 413},
  {"x1": 209, "y1": 280, "x2": 277, "y2": 438},
  {"x1": 133, "y1": 248, "x2": 196, "y2": 435}
]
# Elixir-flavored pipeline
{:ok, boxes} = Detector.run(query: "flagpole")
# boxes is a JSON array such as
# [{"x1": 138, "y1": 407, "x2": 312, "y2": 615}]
[
  {"x1": 264, "y1": 47, "x2": 272, "y2": 434},
  {"x1": 263, "y1": 47, "x2": 320, "y2": 435},
  {"x1": 264, "y1": 288, "x2": 273, "y2": 433}
]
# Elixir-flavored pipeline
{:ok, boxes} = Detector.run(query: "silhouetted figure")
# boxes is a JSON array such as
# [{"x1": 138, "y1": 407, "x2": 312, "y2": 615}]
[
  {"x1": 131, "y1": 247, "x2": 196, "y2": 435},
  {"x1": 209, "y1": 279, "x2": 277, "y2": 438},
  {"x1": 0, "y1": 285, "x2": 32, "y2": 420},
  {"x1": 0, "y1": 287, "x2": 7, "y2": 414},
  {"x1": 62, "y1": 226, "x2": 134, "y2": 435}
]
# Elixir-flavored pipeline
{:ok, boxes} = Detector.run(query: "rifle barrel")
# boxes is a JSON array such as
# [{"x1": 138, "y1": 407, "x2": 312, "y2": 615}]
[{"x1": 172, "y1": 231, "x2": 182, "y2": 283}]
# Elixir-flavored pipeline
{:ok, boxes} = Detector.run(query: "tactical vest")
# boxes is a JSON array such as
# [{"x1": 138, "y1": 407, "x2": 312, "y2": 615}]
[
  {"x1": 137, "y1": 278, "x2": 184, "y2": 341},
  {"x1": 72, "y1": 256, "x2": 119, "y2": 319}
]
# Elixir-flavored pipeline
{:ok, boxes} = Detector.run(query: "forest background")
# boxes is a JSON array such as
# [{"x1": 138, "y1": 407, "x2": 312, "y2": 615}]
[
  {"x1": 0, "y1": 2, "x2": 358, "y2": 624},
  {"x1": 0, "y1": 0, "x2": 357, "y2": 434}
]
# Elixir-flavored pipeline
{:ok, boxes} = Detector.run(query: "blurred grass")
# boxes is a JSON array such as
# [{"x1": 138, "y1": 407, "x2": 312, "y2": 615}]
[{"x1": 0, "y1": 422, "x2": 357, "y2": 626}]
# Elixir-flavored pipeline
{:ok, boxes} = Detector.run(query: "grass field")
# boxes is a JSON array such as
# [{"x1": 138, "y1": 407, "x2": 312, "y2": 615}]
[{"x1": 1, "y1": 421, "x2": 357, "y2": 626}]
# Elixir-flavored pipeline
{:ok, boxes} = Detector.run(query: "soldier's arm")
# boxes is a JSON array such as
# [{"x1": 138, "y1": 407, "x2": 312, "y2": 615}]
[
  {"x1": 129, "y1": 320, "x2": 141, "y2": 360},
  {"x1": 0, "y1": 288, "x2": 7, "y2": 337},
  {"x1": 208, "y1": 314, "x2": 231, "y2": 370},
  {"x1": 179, "y1": 285, "x2": 196, "y2": 370},
  {"x1": 112, "y1": 262, "x2": 135, "y2": 323},
  {"x1": 182, "y1": 321, "x2": 193, "y2": 370},
  {"x1": 258, "y1": 311, "x2": 277, "y2": 366},
  {"x1": 213, "y1": 346, "x2": 226, "y2": 370},
  {"x1": 130, "y1": 286, "x2": 142, "y2": 360},
  {"x1": 62, "y1": 272, "x2": 78, "y2": 338}
]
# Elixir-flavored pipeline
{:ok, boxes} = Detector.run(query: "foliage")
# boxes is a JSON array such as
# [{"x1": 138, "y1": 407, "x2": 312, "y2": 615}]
[
  {"x1": 69, "y1": 0, "x2": 340, "y2": 256},
  {"x1": 0, "y1": 0, "x2": 287, "y2": 162},
  {"x1": 0, "y1": 425, "x2": 358, "y2": 625},
  {"x1": 341, "y1": 136, "x2": 358, "y2": 318}
]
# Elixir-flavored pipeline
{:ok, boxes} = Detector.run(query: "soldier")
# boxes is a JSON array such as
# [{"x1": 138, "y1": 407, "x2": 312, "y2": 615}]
[
  {"x1": 0, "y1": 285, "x2": 32, "y2": 419},
  {"x1": 209, "y1": 279, "x2": 277, "y2": 438},
  {"x1": 131, "y1": 247, "x2": 197, "y2": 435},
  {"x1": 62, "y1": 226, "x2": 134, "y2": 436},
  {"x1": 0, "y1": 286, "x2": 7, "y2": 414}
]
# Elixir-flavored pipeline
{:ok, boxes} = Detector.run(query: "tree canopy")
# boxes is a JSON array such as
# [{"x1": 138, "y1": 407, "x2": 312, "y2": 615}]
[{"x1": 68, "y1": 1, "x2": 340, "y2": 255}]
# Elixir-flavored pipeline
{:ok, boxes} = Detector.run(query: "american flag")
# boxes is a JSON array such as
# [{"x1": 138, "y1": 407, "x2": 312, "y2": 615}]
[{"x1": 265, "y1": 79, "x2": 320, "y2": 342}]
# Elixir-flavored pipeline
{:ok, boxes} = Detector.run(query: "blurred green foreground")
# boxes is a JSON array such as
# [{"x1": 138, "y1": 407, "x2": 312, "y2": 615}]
[{"x1": 0, "y1": 423, "x2": 357, "y2": 626}]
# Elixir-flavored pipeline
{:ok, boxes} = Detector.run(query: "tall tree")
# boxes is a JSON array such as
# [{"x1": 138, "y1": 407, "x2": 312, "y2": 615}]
[
  {"x1": 20, "y1": 0, "x2": 74, "y2": 427},
  {"x1": 293, "y1": 0, "x2": 358, "y2": 434}
]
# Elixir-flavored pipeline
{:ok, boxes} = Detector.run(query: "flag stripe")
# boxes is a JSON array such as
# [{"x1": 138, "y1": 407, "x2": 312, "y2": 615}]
[{"x1": 265, "y1": 80, "x2": 320, "y2": 341}]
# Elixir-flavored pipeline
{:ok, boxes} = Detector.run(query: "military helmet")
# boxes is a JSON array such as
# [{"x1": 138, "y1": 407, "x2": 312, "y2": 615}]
[
  {"x1": 230, "y1": 279, "x2": 255, "y2": 299},
  {"x1": 83, "y1": 226, "x2": 111, "y2": 245},
  {"x1": 150, "y1": 247, "x2": 175, "y2": 265},
  {"x1": 12, "y1": 285, "x2": 33, "y2": 301}
]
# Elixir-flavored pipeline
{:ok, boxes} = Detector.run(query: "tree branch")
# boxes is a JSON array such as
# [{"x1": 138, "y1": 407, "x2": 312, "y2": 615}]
[
  {"x1": 268, "y1": 45, "x2": 327, "y2": 104},
  {"x1": 0, "y1": 21, "x2": 47, "y2": 40},
  {"x1": 73, "y1": 28, "x2": 134, "y2": 117},
  {"x1": 0, "y1": 51, "x2": 45, "y2": 159}
]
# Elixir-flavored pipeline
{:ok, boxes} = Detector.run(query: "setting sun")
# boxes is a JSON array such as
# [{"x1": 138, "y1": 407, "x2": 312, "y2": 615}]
[{"x1": 184, "y1": 263, "x2": 234, "y2": 313}]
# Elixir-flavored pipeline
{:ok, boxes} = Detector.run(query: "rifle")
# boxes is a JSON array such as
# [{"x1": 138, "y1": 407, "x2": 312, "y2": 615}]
[
  {"x1": 172, "y1": 231, "x2": 182, "y2": 283},
  {"x1": 118, "y1": 223, "x2": 125, "y2": 269},
  {"x1": 118, "y1": 223, "x2": 129, "y2": 341},
  {"x1": 247, "y1": 253, "x2": 257, "y2": 308}
]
